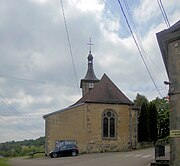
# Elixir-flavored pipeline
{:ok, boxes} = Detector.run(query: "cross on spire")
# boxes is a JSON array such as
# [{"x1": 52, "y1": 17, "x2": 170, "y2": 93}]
[{"x1": 87, "y1": 37, "x2": 94, "y2": 53}]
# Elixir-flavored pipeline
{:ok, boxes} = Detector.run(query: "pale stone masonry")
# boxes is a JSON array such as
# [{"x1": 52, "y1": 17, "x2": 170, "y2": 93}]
[
  {"x1": 43, "y1": 50, "x2": 138, "y2": 155},
  {"x1": 157, "y1": 20, "x2": 180, "y2": 166},
  {"x1": 44, "y1": 102, "x2": 133, "y2": 154}
]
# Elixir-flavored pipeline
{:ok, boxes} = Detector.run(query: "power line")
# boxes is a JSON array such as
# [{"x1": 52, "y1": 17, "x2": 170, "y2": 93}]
[
  {"x1": 104, "y1": 0, "x2": 165, "y2": 95},
  {"x1": 0, "y1": 74, "x2": 60, "y2": 86},
  {"x1": 122, "y1": 0, "x2": 165, "y2": 83},
  {"x1": 60, "y1": 0, "x2": 80, "y2": 94},
  {"x1": 124, "y1": 0, "x2": 167, "y2": 76},
  {"x1": 117, "y1": 0, "x2": 163, "y2": 98},
  {"x1": 0, "y1": 116, "x2": 37, "y2": 136},
  {"x1": 102, "y1": 0, "x2": 130, "y2": 35},
  {"x1": 131, "y1": 86, "x2": 167, "y2": 96},
  {"x1": 0, "y1": 114, "x2": 43, "y2": 117},
  {"x1": 0, "y1": 94, "x2": 40, "y2": 132},
  {"x1": 0, "y1": 74, "x2": 80, "y2": 90},
  {"x1": 156, "y1": 0, "x2": 170, "y2": 28}
]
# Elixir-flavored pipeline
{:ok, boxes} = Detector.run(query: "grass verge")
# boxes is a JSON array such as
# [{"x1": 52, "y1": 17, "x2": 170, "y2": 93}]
[
  {"x1": 0, "y1": 158, "x2": 10, "y2": 166},
  {"x1": 27, "y1": 153, "x2": 45, "y2": 159}
]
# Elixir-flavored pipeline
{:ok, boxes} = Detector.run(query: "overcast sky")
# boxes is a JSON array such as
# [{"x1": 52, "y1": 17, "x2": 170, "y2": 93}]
[{"x1": 0, "y1": 0, "x2": 179, "y2": 143}]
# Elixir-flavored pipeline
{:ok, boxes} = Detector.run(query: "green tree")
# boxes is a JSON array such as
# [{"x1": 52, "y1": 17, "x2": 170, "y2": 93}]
[
  {"x1": 138, "y1": 102, "x2": 149, "y2": 142},
  {"x1": 151, "y1": 97, "x2": 169, "y2": 138},
  {"x1": 0, "y1": 136, "x2": 45, "y2": 157},
  {"x1": 0, "y1": 144, "x2": 7, "y2": 151},
  {"x1": 149, "y1": 102, "x2": 158, "y2": 145},
  {"x1": 134, "y1": 93, "x2": 149, "y2": 108}
]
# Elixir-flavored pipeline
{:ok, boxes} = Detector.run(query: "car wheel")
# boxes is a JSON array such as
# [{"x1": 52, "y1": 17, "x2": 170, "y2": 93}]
[
  {"x1": 53, "y1": 153, "x2": 58, "y2": 158},
  {"x1": 72, "y1": 151, "x2": 77, "y2": 156}
]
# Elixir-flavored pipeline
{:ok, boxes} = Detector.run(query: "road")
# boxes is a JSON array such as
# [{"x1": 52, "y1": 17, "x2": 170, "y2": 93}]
[{"x1": 10, "y1": 147, "x2": 156, "y2": 166}]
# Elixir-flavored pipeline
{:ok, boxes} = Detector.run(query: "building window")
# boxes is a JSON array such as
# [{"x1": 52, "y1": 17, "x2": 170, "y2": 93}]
[{"x1": 102, "y1": 110, "x2": 117, "y2": 139}]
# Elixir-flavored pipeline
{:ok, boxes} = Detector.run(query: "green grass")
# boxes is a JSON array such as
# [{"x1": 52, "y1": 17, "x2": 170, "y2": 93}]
[
  {"x1": 32, "y1": 153, "x2": 45, "y2": 158},
  {"x1": 26, "y1": 152, "x2": 45, "y2": 159},
  {"x1": 0, "y1": 158, "x2": 10, "y2": 166}
]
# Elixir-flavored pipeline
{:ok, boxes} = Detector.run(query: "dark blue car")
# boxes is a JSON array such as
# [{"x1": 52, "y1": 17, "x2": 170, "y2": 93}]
[{"x1": 49, "y1": 144, "x2": 79, "y2": 158}]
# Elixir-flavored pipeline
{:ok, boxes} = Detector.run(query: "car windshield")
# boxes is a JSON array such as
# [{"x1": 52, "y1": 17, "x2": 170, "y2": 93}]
[
  {"x1": 52, "y1": 144, "x2": 77, "y2": 152},
  {"x1": 67, "y1": 144, "x2": 76, "y2": 148},
  {"x1": 53, "y1": 147, "x2": 60, "y2": 152},
  {"x1": 60, "y1": 146, "x2": 67, "y2": 150}
]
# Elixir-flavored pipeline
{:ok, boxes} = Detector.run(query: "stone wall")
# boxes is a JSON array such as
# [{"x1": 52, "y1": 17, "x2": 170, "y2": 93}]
[
  {"x1": 45, "y1": 104, "x2": 87, "y2": 154},
  {"x1": 168, "y1": 39, "x2": 180, "y2": 166},
  {"x1": 85, "y1": 103, "x2": 132, "y2": 153},
  {"x1": 45, "y1": 103, "x2": 136, "y2": 155}
]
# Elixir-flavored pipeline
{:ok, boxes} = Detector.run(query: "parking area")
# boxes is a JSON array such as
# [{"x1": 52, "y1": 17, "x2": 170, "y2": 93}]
[{"x1": 9, "y1": 147, "x2": 157, "y2": 166}]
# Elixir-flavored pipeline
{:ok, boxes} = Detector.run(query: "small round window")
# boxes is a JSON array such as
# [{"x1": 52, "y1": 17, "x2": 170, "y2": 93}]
[{"x1": 107, "y1": 111, "x2": 111, "y2": 117}]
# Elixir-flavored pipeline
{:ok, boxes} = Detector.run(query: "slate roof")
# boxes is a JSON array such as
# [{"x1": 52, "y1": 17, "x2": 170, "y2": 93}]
[
  {"x1": 74, "y1": 73, "x2": 133, "y2": 105},
  {"x1": 80, "y1": 52, "x2": 99, "y2": 88},
  {"x1": 43, "y1": 103, "x2": 84, "y2": 118},
  {"x1": 83, "y1": 52, "x2": 99, "y2": 81},
  {"x1": 43, "y1": 74, "x2": 133, "y2": 118}
]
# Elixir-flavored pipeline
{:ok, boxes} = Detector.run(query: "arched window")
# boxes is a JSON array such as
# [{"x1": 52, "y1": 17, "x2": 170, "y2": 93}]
[{"x1": 102, "y1": 110, "x2": 116, "y2": 138}]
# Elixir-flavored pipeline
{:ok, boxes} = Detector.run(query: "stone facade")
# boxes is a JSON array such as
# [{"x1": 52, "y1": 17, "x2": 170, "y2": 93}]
[
  {"x1": 44, "y1": 50, "x2": 138, "y2": 155},
  {"x1": 44, "y1": 102, "x2": 134, "y2": 154},
  {"x1": 168, "y1": 39, "x2": 180, "y2": 166},
  {"x1": 44, "y1": 104, "x2": 87, "y2": 154},
  {"x1": 157, "y1": 20, "x2": 180, "y2": 166}
]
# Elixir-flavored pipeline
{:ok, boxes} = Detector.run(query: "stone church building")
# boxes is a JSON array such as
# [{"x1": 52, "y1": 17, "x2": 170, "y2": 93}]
[{"x1": 43, "y1": 50, "x2": 138, "y2": 155}]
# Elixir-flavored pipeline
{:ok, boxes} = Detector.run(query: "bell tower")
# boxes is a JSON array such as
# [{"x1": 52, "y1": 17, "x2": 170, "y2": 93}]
[{"x1": 80, "y1": 38, "x2": 99, "y2": 96}]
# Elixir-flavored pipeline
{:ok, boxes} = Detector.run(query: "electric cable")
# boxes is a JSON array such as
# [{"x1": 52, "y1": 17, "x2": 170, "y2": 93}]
[
  {"x1": 156, "y1": 0, "x2": 170, "y2": 27},
  {"x1": 60, "y1": 0, "x2": 80, "y2": 94},
  {"x1": 0, "y1": 74, "x2": 60, "y2": 86},
  {"x1": 117, "y1": 0, "x2": 163, "y2": 98},
  {"x1": 122, "y1": 0, "x2": 165, "y2": 86},
  {"x1": 0, "y1": 94, "x2": 40, "y2": 132},
  {"x1": 102, "y1": 0, "x2": 130, "y2": 35},
  {"x1": 0, "y1": 116, "x2": 37, "y2": 136}
]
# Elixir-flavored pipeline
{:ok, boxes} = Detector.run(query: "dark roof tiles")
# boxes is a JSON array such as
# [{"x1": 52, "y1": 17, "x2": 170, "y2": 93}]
[
  {"x1": 75, "y1": 74, "x2": 133, "y2": 105},
  {"x1": 83, "y1": 52, "x2": 99, "y2": 81}
]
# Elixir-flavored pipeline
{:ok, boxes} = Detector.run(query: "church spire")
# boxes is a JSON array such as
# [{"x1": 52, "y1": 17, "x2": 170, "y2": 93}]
[
  {"x1": 80, "y1": 38, "x2": 99, "y2": 96},
  {"x1": 83, "y1": 51, "x2": 98, "y2": 80},
  {"x1": 84, "y1": 38, "x2": 98, "y2": 80}
]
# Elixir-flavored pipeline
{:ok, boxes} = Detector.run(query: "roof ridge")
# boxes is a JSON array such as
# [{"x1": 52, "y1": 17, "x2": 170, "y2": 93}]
[{"x1": 73, "y1": 73, "x2": 133, "y2": 106}]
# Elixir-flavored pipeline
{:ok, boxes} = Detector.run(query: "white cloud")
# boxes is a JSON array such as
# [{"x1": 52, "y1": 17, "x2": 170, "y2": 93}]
[
  {"x1": 0, "y1": 0, "x2": 179, "y2": 142},
  {"x1": 134, "y1": 0, "x2": 159, "y2": 24},
  {"x1": 72, "y1": 0, "x2": 104, "y2": 12},
  {"x1": 30, "y1": 0, "x2": 50, "y2": 4}
]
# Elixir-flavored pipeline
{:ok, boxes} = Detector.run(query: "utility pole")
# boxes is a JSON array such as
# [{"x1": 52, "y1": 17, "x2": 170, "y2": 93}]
[{"x1": 157, "y1": 20, "x2": 180, "y2": 166}]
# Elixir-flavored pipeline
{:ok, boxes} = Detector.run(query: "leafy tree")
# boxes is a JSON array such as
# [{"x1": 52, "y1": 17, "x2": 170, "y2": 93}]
[
  {"x1": 0, "y1": 144, "x2": 7, "y2": 151},
  {"x1": 149, "y1": 102, "x2": 158, "y2": 145},
  {"x1": 134, "y1": 93, "x2": 149, "y2": 108},
  {"x1": 151, "y1": 97, "x2": 169, "y2": 138},
  {"x1": 0, "y1": 136, "x2": 45, "y2": 157},
  {"x1": 138, "y1": 102, "x2": 149, "y2": 142},
  {"x1": 136, "y1": 95, "x2": 169, "y2": 143}
]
